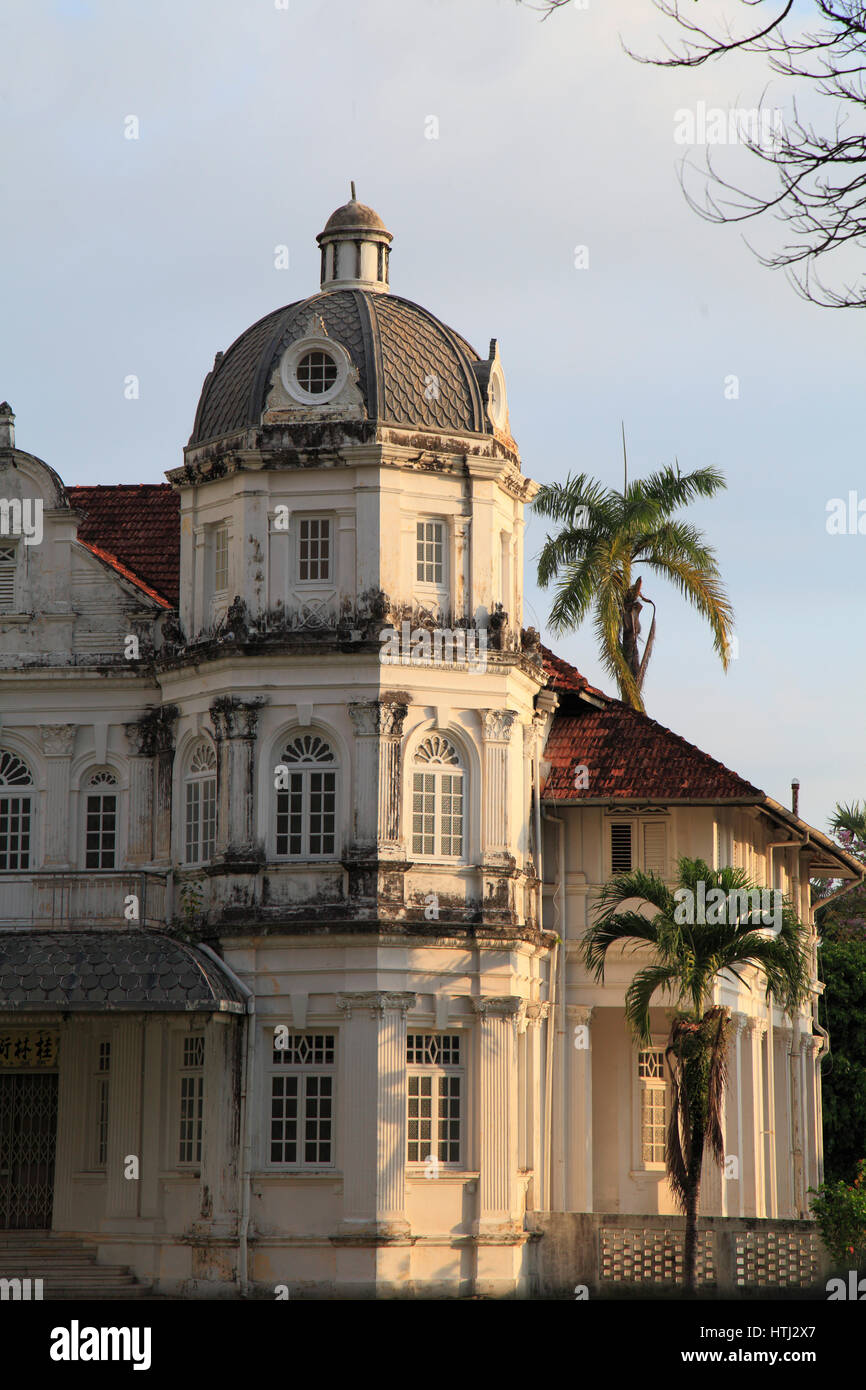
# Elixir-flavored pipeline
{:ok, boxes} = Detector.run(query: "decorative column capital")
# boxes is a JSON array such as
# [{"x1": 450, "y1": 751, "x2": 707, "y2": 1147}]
[
  {"x1": 525, "y1": 1001, "x2": 550, "y2": 1026},
  {"x1": 471, "y1": 995, "x2": 524, "y2": 1019},
  {"x1": 123, "y1": 704, "x2": 179, "y2": 757},
  {"x1": 746, "y1": 1016, "x2": 768, "y2": 1038},
  {"x1": 348, "y1": 700, "x2": 408, "y2": 739},
  {"x1": 480, "y1": 709, "x2": 517, "y2": 743},
  {"x1": 40, "y1": 723, "x2": 76, "y2": 757},
  {"x1": 209, "y1": 695, "x2": 267, "y2": 741},
  {"x1": 566, "y1": 1004, "x2": 594, "y2": 1026},
  {"x1": 336, "y1": 990, "x2": 417, "y2": 1020}
]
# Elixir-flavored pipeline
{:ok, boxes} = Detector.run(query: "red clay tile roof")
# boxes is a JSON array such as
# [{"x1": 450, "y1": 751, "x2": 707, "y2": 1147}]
[
  {"x1": 542, "y1": 702, "x2": 763, "y2": 802},
  {"x1": 68, "y1": 485, "x2": 179, "y2": 607},
  {"x1": 541, "y1": 644, "x2": 607, "y2": 699},
  {"x1": 77, "y1": 540, "x2": 172, "y2": 610}
]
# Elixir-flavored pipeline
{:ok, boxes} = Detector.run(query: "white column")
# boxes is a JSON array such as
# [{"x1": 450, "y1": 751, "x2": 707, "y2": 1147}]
[
  {"x1": 471, "y1": 996, "x2": 523, "y2": 1234},
  {"x1": 39, "y1": 724, "x2": 76, "y2": 866},
  {"x1": 742, "y1": 1017, "x2": 767, "y2": 1218},
  {"x1": 336, "y1": 991, "x2": 416, "y2": 1235},
  {"x1": 775, "y1": 1024, "x2": 795, "y2": 1217},
  {"x1": 524, "y1": 1002, "x2": 548, "y2": 1212},
  {"x1": 726, "y1": 1013, "x2": 747, "y2": 1218},
  {"x1": 804, "y1": 1033, "x2": 823, "y2": 1190},
  {"x1": 565, "y1": 1004, "x2": 593, "y2": 1212}
]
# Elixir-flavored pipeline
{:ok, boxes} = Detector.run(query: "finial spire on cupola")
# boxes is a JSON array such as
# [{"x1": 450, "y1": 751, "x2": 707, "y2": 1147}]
[
  {"x1": 0, "y1": 402, "x2": 14, "y2": 451},
  {"x1": 316, "y1": 186, "x2": 393, "y2": 293}
]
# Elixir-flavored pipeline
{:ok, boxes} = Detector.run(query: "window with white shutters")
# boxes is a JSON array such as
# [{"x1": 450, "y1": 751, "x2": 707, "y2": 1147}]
[
  {"x1": 0, "y1": 543, "x2": 16, "y2": 612},
  {"x1": 411, "y1": 736, "x2": 464, "y2": 859},
  {"x1": 643, "y1": 822, "x2": 667, "y2": 877}
]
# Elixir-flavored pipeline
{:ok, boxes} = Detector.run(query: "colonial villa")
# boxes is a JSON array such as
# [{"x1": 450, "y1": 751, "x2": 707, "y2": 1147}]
[{"x1": 0, "y1": 197, "x2": 859, "y2": 1298}]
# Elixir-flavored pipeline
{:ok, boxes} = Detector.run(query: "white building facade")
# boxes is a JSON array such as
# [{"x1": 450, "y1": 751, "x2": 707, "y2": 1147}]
[{"x1": 0, "y1": 199, "x2": 857, "y2": 1297}]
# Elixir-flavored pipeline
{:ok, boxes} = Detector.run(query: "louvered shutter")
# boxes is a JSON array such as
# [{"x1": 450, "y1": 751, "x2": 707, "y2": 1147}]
[
  {"x1": 643, "y1": 822, "x2": 667, "y2": 877},
  {"x1": 610, "y1": 823, "x2": 632, "y2": 873}
]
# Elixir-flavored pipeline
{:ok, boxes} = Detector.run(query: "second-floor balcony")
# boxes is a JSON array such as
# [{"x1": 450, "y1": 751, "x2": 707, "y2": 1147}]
[{"x1": 0, "y1": 872, "x2": 169, "y2": 929}]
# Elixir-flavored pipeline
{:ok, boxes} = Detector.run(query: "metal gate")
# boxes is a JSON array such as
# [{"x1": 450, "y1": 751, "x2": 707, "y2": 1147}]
[{"x1": 0, "y1": 1073, "x2": 58, "y2": 1229}]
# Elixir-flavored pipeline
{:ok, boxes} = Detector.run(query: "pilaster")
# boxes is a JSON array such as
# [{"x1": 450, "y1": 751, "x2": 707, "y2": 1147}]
[
  {"x1": 209, "y1": 696, "x2": 266, "y2": 866},
  {"x1": 471, "y1": 995, "x2": 523, "y2": 1235},
  {"x1": 335, "y1": 990, "x2": 416, "y2": 1236},
  {"x1": 39, "y1": 724, "x2": 76, "y2": 867}
]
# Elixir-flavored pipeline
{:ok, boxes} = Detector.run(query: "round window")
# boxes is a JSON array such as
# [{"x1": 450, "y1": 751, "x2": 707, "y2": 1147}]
[{"x1": 296, "y1": 350, "x2": 338, "y2": 395}]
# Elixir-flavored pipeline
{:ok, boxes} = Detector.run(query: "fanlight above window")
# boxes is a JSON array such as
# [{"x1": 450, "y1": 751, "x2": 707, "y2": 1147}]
[
  {"x1": 0, "y1": 751, "x2": 33, "y2": 786},
  {"x1": 414, "y1": 735, "x2": 460, "y2": 766},
  {"x1": 281, "y1": 735, "x2": 336, "y2": 764},
  {"x1": 188, "y1": 742, "x2": 217, "y2": 775},
  {"x1": 87, "y1": 770, "x2": 117, "y2": 787}
]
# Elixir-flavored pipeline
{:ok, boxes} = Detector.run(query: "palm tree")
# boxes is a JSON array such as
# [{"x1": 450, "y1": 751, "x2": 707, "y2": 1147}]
[
  {"x1": 583, "y1": 856, "x2": 812, "y2": 1290},
  {"x1": 533, "y1": 464, "x2": 734, "y2": 712},
  {"x1": 828, "y1": 802, "x2": 866, "y2": 860}
]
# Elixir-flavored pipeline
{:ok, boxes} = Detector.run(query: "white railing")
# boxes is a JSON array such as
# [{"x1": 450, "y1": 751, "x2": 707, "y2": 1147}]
[{"x1": 0, "y1": 872, "x2": 168, "y2": 928}]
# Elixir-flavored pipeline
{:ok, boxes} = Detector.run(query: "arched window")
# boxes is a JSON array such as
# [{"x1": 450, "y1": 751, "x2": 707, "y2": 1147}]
[
  {"x1": 0, "y1": 749, "x2": 34, "y2": 871},
  {"x1": 412, "y1": 735, "x2": 464, "y2": 859},
  {"x1": 84, "y1": 770, "x2": 118, "y2": 869},
  {"x1": 275, "y1": 734, "x2": 337, "y2": 859},
  {"x1": 184, "y1": 741, "x2": 217, "y2": 865}
]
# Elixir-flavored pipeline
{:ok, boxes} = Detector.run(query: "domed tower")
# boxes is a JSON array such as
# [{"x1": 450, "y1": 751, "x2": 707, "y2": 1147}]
[{"x1": 160, "y1": 196, "x2": 555, "y2": 1295}]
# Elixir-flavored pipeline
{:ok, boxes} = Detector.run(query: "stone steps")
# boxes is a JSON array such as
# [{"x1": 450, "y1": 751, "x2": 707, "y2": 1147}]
[{"x1": 0, "y1": 1233, "x2": 151, "y2": 1300}]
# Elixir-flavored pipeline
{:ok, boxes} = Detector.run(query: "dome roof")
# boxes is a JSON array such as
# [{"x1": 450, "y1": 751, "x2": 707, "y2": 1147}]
[
  {"x1": 320, "y1": 199, "x2": 389, "y2": 235},
  {"x1": 189, "y1": 288, "x2": 492, "y2": 446}
]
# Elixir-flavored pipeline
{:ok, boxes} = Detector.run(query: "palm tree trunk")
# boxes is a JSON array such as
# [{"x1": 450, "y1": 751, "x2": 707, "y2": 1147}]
[{"x1": 683, "y1": 1135, "x2": 704, "y2": 1292}]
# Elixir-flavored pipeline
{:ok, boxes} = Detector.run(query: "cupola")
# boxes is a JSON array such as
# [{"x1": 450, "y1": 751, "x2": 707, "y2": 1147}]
[{"x1": 316, "y1": 183, "x2": 393, "y2": 293}]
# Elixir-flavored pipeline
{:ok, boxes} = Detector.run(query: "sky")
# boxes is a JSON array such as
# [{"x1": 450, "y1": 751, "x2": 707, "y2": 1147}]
[{"x1": 0, "y1": 0, "x2": 861, "y2": 836}]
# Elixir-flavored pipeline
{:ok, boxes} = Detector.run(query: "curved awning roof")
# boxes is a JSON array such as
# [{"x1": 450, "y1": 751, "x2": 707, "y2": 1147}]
[{"x1": 0, "y1": 930, "x2": 246, "y2": 1014}]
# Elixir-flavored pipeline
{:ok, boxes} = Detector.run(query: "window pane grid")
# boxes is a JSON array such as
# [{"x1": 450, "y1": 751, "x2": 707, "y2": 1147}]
[
  {"x1": 407, "y1": 1034, "x2": 462, "y2": 1165},
  {"x1": 270, "y1": 1033, "x2": 335, "y2": 1168},
  {"x1": 296, "y1": 352, "x2": 337, "y2": 396},
  {"x1": 416, "y1": 520, "x2": 444, "y2": 584},
  {"x1": 639, "y1": 1049, "x2": 666, "y2": 1165},
  {"x1": 276, "y1": 767, "x2": 336, "y2": 858},
  {"x1": 0, "y1": 795, "x2": 31, "y2": 870},
  {"x1": 85, "y1": 793, "x2": 116, "y2": 870},
  {"x1": 179, "y1": 1075, "x2": 204, "y2": 1163},
  {"x1": 213, "y1": 526, "x2": 228, "y2": 592},
  {"x1": 185, "y1": 773, "x2": 216, "y2": 864},
  {"x1": 299, "y1": 518, "x2": 331, "y2": 581}
]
